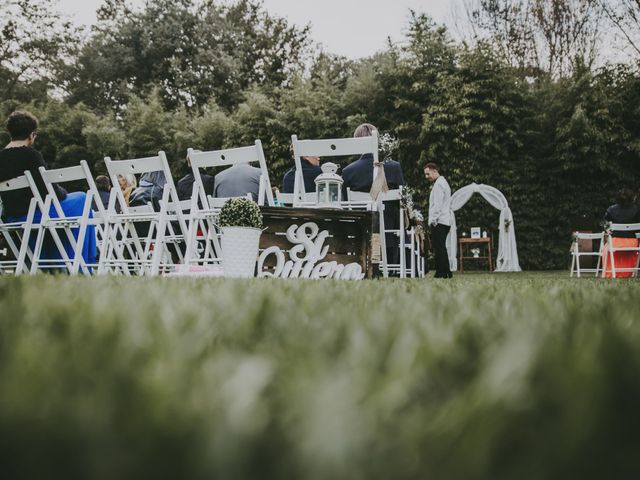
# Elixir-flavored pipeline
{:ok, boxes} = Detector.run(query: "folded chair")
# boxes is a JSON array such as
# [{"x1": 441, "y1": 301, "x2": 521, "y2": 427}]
[
  {"x1": 291, "y1": 132, "x2": 378, "y2": 207},
  {"x1": 183, "y1": 143, "x2": 272, "y2": 267},
  {"x1": 275, "y1": 191, "x2": 316, "y2": 207},
  {"x1": 569, "y1": 231, "x2": 604, "y2": 278},
  {"x1": 346, "y1": 187, "x2": 411, "y2": 278},
  {"x1": 601, "y1": 223, "x2": 640, "y2": 278},
  {"x1": 0, "y1": 172, "x2": 41, "y2": 275},
  {"x1": 31, "y1": 160, "x2": 105, "y2": 275},
  {"x1": 100, "y1": 152, "x2": 187, "y2": 276}
]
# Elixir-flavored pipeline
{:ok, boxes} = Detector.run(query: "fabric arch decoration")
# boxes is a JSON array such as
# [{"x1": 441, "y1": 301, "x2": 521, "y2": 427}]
[{"x1": 446, "y1": 183, "x2": 521, "y2": 272}]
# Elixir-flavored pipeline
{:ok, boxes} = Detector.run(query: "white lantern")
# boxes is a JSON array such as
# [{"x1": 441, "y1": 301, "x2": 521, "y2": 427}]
[{"x1": 314, "y1": 162, "x2": 343, "y2": 208}]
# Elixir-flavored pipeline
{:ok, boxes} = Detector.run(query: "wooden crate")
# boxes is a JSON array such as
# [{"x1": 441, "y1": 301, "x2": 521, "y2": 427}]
[{"x1": 260, "y1": 207, "x2": 374, "y2": 278}]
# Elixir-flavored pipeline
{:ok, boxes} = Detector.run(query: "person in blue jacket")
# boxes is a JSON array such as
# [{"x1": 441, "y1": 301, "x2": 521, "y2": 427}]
[
  {"x1": 341, "y1": 123, "x2": 405, "y2": 193},
  {"x1": 281, "y1": 144, "x2": 322, "y2": 194}
]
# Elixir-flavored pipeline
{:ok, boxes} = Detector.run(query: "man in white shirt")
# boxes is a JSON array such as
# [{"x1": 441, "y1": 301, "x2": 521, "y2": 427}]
[{"x1": 425, "y1": 162, "x2": 452, "y2": 278}]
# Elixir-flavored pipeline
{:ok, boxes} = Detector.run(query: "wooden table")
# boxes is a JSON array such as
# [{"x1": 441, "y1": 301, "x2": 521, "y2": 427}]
[
  {"x1": 260, "y1": 207, "x2": 374, "y2": 278},
  {"x1": 458, "y1": 237, "x2": 493, "y2": 272}
]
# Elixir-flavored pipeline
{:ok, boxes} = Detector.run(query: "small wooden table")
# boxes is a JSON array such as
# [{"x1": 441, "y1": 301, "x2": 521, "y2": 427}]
[{"x1": 458, "y1": 237, "x2": 493, "y2": 272}]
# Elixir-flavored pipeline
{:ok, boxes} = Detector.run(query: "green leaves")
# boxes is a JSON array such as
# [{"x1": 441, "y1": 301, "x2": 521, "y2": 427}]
[
  {"x1": 62, "y1": 0, "x2": 310, "y2": 111},
  {"x1": 0, "y1": 0, "x2": 80, "y2": 103},
  {"x1": 218, "y1": 197, "x2": 263, "y2": 229}
]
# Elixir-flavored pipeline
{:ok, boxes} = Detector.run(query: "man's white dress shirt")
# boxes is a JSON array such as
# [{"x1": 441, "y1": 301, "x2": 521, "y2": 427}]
[{"x1": 428, "y1": 175, "x2": 452, "y2": 226}]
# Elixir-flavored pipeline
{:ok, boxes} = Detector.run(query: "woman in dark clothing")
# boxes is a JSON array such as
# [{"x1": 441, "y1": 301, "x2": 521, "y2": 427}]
[
  {"x1": 602, "y1": 189, "x2": 639, "y2": 278},
  {"x1": 0, "y1": 112, "x2": 67, "y2": 217},
  {"x1": 0, "y1": 111, "x2": 96, "y2": 269}
]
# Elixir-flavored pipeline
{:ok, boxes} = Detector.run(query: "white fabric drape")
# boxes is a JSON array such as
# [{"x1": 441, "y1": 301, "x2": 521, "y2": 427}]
[{"x1": 446, "y1": 183, "x2": 521, "y2": 272}]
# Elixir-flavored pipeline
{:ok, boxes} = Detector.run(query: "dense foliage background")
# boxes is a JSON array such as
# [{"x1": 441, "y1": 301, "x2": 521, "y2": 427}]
[{"x1": 1, "y1": 0, "x2": 639, "y2": 269}]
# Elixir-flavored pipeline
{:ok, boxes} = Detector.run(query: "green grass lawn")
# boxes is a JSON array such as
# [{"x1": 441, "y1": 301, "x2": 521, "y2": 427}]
[{"x1": 0, "y1": 273, "x2": 639, "y2": 479}]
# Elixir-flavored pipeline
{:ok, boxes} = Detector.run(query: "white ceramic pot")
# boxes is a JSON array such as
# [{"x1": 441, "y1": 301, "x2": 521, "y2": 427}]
[{"x1": 221, "y1": 226, "x2": 262, "y2": 278}]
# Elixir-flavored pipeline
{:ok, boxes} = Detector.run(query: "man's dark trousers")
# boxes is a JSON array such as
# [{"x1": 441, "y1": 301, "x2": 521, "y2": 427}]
[{"x1": 432, "y1": 223, "x2": 452, "y2": 278}]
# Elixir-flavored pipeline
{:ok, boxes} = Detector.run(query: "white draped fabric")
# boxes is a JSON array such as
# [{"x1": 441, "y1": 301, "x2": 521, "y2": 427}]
[{"x1": 446, "y1": 183, "x2": 521, "y2": 272}]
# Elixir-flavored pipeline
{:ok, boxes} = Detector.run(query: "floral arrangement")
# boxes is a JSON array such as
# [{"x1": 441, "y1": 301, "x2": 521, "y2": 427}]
[
  {"x1": 378, "y1": 132, "x2": 399, "y2": 161},
  {"x1": 400, "y1": 186, "x2": 427, "y2": 253},
  {"x1": 411, "y1": 209, "x2": 424, "y2": 222},
  {"x1": 218, "y1": 198, "x2": 263, "y2": 229},
  {"x1": 400, "y1": 186, "x2": 425, "y2": 225}
]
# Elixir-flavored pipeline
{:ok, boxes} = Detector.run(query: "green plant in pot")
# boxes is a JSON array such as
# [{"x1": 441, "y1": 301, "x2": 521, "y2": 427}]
[{"x1": 218, "y1": 198, "x2": 263, "y2": 278}]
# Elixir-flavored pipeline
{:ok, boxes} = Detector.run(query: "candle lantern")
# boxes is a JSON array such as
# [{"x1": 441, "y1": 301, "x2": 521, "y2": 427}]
[{"x1": 314, "y1": 162, "x2": 343, "y2": 208}]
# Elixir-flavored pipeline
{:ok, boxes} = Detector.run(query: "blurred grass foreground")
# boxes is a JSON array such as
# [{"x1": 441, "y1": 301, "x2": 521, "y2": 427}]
[{"x1": 0, "y1": 273, "x2": 639, "y2": 480}]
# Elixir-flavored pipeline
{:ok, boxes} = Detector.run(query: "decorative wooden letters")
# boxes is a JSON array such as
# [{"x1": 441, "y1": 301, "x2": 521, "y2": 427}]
[{"x1": 258, "y1": 222, "x2": 364, "y2": 280}]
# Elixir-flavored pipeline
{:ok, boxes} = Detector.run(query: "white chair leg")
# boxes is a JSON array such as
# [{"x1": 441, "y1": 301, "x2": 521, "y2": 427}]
[
  {"x1": 15, "y1": 201, "x2": 38, "y2": 275},
  {"x1": 610, "y1": 248, "x2": 617, "y2": 278},
  {"x1": 377, "y1": 201, "x2": 388, "y2": 278},
  {"x1": 399, "y1": 213, "x2": 406, "y2": 279},
  {"x1": 151, "y1": 205, "x2": 169, "y2": 276}
]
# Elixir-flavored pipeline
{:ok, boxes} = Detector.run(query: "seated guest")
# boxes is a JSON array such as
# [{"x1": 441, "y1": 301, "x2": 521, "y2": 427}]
[
  {"x1": 129, "y1": 171, "x2": 167, "y2": 211},
  {"x1": 177, "y1": 155, "x2": 214, "y2": 201},
  {"x1": 602, "y1": 189, "x2": 640, "y2": 278},
  {"x1": 282, "y1": 145, "x2": 322, "y2": 194},
  {"x1": 0, "y1": 111, "x2": 96, "y2": 268},
  {"x1": 128, "y1": 171, "x2": 170, "y2": 243},
  {"x1": 117, "y1": 174, "x2": 136, "y2": 207},
  {"x1": 341, "y1": 123, "x2": 405, "y2": 194},
  {"x1": 214, "y1": 163, "x2": 261, "y2": 201},
  {"x1": 93, "y1": 175, "x2": 111, "y2": 211},
  {"x1": 342, "y1": 123, "x2": 405, "y2": 269}
]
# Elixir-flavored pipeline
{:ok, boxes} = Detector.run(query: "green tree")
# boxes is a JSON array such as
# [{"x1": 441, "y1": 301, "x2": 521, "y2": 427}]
[
  {"x1": 343, "y1": 13, "x2": 457, "y2": 196},
  {"x1": 63, "y1": 0, "x2": 310, "y2": 112},
  {"x1": 83, "y1": 113, "x2": 127, "y2": 173},
  {"x1": 468, "y1": 0, "x2": 603, "y2": 76},
  {"x1": 123, "y1": 88, "x2": 173, "y2": 160},
  {"x1": 0, "y1": 0, "x2": 80, "y2": 102}
]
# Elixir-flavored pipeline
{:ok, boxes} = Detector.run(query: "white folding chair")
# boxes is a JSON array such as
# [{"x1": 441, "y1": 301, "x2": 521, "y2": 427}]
[
  {"x1": 601, "y1": 223, "x2": 640, "y2": 278},
  {"x1": 405, "y1": 224, "x2": 422, "y2": 278},
  {"x1": 346, "y1": 187, "x2": 411, "y2": 278},
  {"x1": 100, "y1": 152, "x2": 187, "y2": 276},
  {"x1": 569, "y1": 231, "x2": 604, "y2": 278},
  {"x1": 188, "y1": 140, "x2": 274, "y2": 207},
  {"x1": 343, "y1": 188, "x2": 379, "y2": 211},
  {"x1": 378, "y1": 189, "x2": 408, "y2": 278},
  {"x1": 291, "y1": 132, "x2": 378, "y2": 207},
  {"x1": 31, "y1": 160, "x2": 107, "y2": 275},
  {"x1": 412, "y1": 227, "x2": 427, "y2": 278},
  {"x1": 275, "y1": 190, "x2": 316, "y2": 207},
  {"x1": 0, "y1": 172, "x2": 41, "y2": 275},
  {"x1": 184, "y1": 143, "x2": 272, "y2": 266}
]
